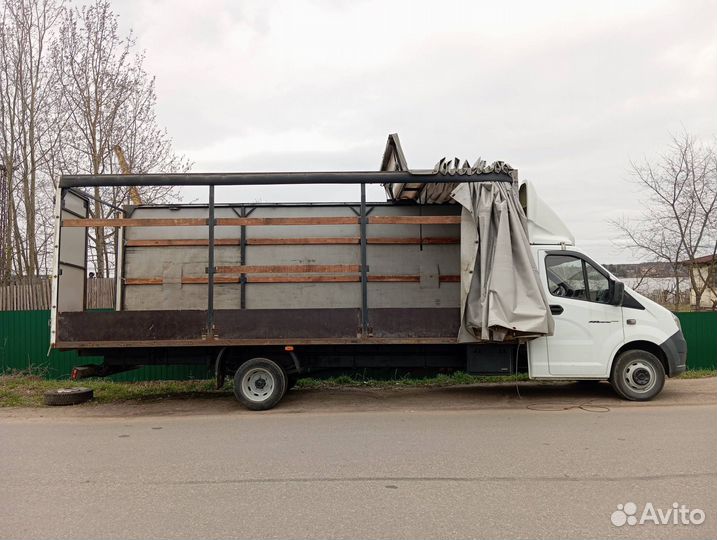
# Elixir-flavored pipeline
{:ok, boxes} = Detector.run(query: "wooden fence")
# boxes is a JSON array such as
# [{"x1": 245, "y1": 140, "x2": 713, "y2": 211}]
[{"x1": 0, "y1": 277, "x2": 115, "y2": 311}]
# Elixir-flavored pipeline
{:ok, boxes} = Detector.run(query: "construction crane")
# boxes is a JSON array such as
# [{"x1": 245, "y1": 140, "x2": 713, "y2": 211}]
[{"x1": 113, "y1": 145, "x2": 142, "y2": 205}]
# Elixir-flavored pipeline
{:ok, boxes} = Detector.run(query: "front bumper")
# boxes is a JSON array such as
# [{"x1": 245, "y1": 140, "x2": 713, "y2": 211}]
[{"x1": 660, "y1": 329, "x2": 688, "y2": 376}]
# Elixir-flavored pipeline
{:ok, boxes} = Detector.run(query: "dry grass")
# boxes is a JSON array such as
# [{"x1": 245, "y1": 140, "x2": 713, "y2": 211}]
[{"x1": 1, "y1": 369, "x2": 714, "y2": 407}]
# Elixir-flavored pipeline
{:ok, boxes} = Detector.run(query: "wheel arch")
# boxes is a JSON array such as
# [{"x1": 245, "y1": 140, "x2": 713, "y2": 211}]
[
  {"x1": 610, "y1": 340, "x2": 668, "y2": 378},
  {"x1": 222, "y1": 346, "x2": 296, "y2": 374}
]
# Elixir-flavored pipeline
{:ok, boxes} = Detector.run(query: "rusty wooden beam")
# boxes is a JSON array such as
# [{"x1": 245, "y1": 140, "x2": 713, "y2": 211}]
[
  {"x1": 125, "y1": 274, "x2": 461, "y2": 285},
  {"x1": 368, "y1": 215, "x2": 461, "y2": 225},
  {"x1": 215, "y1": 264, "x2": 361, "y2": 274},
  {"x1": 215, "y1": 217, "x2": 358, "y2": 226},
  {"x1": 125, "y1": 236, "x2": 460, "y2": 247},
  {"x1": 126, "y1": 238, "x2": 242, "y2": 247},
  {"x1": 63, "y1": 218, "x2": 207, "y2": 227},
  {"x1": 124, "y1": 278, "x2": 163, "y2": 285}
]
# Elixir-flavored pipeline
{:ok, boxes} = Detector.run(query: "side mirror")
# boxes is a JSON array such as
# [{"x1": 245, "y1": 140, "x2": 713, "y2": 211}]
[{"x1": 610, "y1": 281, "x2": 625, "y2": 306}]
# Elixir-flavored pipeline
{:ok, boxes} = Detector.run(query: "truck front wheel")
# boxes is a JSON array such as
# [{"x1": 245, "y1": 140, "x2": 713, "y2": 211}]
[
  {"x1": 233, "y1": 358, "x2": 287, "y2": 410},
  {"x1": 610, "y1": 350, "x2": 665, "y2": 401}
]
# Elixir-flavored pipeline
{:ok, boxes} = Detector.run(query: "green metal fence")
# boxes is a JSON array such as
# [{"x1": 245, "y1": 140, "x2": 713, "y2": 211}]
[
  {"x1": 0, "y1": 310, "x2": 209, "y2": 380},
  {"x1": 675, "y1": 311, "x2": 717, "y2": 370},
  {"x1": 0, "y1": 309, "x2": 715, "y2": 380}
]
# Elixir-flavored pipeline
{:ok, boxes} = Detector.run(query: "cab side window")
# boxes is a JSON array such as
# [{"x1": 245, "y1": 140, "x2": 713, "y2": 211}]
[
  {"x1": 545, "y1": 255, "x2": 586, "y2": 300},
  {"x1": 585, "y1": 263, "x2": 610, "y2": 303},
  {"x1": 545, "y1": 254, "x2": 611, "y2": 304}
]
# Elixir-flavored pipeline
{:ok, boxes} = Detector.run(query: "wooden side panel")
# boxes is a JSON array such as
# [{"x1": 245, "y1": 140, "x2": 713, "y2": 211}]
[{"x1": 120, "y1": 203, "x2": 461, "y2": 311}]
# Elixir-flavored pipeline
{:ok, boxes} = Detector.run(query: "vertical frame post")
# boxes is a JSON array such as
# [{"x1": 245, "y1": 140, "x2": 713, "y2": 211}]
[
  {"x1": 239, "y1": 205, "x2": 247, "y2": 309},
  {"x1": 207, "y1": 184, "x2": 215, "y2": 335},
  {"x1": 359, "y1": 182, "x2": 369, "y2": 334}
]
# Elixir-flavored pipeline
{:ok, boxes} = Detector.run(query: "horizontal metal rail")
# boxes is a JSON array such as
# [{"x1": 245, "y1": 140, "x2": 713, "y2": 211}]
[
  {"x1": 59, "y1": 170, "x2": 512, "y2": 188},
  {"x1": 62, "y1": 215, "x2": 462, "y2": 228},
  {"x1": 62, "y1": 216, "x2": 461, "y2": 227}
]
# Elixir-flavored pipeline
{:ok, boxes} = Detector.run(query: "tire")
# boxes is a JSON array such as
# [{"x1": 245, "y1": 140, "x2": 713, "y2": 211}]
[
  {"x1": 44, "y1": 387, "x2": 94, "y2": 406},
  {"x1": 610, "y1": 350, "x2": 665, "y2": 401},
  {"x1": 233, "y1": 358, "x2": 287, "y2": 411}
]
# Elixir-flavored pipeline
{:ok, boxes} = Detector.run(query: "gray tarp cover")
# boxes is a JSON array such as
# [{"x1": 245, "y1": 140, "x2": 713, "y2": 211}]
[{"x1": 452, "y1": 182, "x2": 554, "y2": 342}]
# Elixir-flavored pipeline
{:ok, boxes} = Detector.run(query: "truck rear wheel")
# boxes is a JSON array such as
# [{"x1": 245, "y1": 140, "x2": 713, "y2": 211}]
[
  {"x1": 233, "y1": 357, "x2": 287, "y2": 410},
  {"x1": 610, "y1": 350, "x2": 665, "y2": 401}
]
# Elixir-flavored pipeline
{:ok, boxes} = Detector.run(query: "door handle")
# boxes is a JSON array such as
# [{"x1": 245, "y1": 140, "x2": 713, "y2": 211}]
[{"x1": 550, "y1": 304, "x2": 564, "y2": 315}]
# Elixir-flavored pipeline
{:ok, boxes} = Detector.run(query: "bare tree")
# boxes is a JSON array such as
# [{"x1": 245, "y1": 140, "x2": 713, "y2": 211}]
[
  {"x1": 0, "y1": 0, "x2": 63, "y2": 280},
  {"x1": 55, "y1": 0, "x2": 188, "y2": 276},
  {"x1": 612, "y1": 133, "x2": 717, "y2": 310},
  {"x1": 0, "y1": 0, "x2": 188, "y2": 281}
]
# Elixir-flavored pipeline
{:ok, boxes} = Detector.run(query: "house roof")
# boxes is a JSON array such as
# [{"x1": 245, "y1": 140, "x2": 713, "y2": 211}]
[{"x1": 686, "y1": 254, "x2": 717, "y2": 265}]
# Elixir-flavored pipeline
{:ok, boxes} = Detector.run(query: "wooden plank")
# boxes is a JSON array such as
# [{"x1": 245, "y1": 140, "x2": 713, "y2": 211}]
[
  {"x1": 182, "y1": 276, "x2": 243, "y2": 284},
  {"x1": 125, "y1": 274, "x2": 461, "y2": 285},
  {"x1": 369, "y1": 275, "x2": 419, "y2": 282},
  {"x1": 368, "y1": 215, "x2": 461, "y2": 225},
  {"x1": 126, "y1": 238, "x2": 242, "y2": 247},
  {"x1": 124, "y1": 278, "x2": 163, "y2": 286},
  {"x1": 249, "y1": 276, "x2": 359, "y2": 284},
  {"x1": 63, "y1": 218, "x2": 207, "y2": 227},
  {"x1": 215, "y1": 264, "x2": 361, "y2": 274},
  {"x1": 125, "y1": 236, "x2": 460, "y2": 247},
  {"x1": 215, "y1": 217, "x2": 358, "y2": 226},
  {"x1": 181, "y1": 276, "x2": 357, "y2": 284}
]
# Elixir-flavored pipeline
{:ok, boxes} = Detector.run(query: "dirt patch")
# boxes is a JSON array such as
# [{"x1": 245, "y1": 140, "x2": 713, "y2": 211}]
[{"x1": 0, "y1": 377, "x2": 714, "y2": 420}]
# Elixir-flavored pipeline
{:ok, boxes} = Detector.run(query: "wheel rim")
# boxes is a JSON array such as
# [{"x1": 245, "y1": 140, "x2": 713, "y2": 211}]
[
  {"x1": 623, "y1": 360, "x2": 657, "y2": 394},
  {"x1": 241, "y1": 368, "x2": 275, "y2": 402}
]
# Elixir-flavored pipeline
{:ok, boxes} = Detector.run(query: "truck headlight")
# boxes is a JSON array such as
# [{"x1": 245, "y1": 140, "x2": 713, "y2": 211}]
[{"x1": 672, "y1": 313, "x2": 682, "y2": 332}]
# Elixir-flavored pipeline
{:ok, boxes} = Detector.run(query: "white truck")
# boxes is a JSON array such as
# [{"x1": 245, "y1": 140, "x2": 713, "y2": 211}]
[{"x1": 51, "y1": 134, "x2": 687, "y2": 409}]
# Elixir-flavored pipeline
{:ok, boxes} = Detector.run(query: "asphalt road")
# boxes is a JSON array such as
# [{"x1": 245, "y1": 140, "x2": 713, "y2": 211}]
[{"x1": 0, "y1": 385, "x2": 715, "y2": 539}]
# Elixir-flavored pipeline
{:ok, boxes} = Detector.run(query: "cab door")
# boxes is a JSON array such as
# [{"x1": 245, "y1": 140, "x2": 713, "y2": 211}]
[{"x1": 540, "y1": 251, "x2": 624, "y2": 377}]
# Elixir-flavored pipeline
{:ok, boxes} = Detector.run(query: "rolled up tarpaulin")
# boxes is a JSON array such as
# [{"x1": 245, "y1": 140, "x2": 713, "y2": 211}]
[{"x1": 452, "y1": 181, "x2": 554, "y2": 342}]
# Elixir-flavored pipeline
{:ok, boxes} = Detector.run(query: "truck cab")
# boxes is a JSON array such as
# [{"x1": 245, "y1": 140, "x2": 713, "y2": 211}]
[{"x1": 521, "y1": 181, "x2": 687, "y2": 399}]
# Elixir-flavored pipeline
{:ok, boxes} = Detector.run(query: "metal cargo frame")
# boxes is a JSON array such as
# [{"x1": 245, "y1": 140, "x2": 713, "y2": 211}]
[{"x1": 52, "y1": 169, "x2": 512, "y2": 351}]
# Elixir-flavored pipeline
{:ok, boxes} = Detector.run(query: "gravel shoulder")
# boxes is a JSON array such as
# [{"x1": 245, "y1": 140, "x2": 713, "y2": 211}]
[{"x1": 0, "y1": 377, "x2": 714, "y2": 420}]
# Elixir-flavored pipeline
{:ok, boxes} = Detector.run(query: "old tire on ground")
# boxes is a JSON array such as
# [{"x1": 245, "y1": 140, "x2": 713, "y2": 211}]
[
  {"x1": 233, "y1": 357, "x2": 287, "y2": 411},
  {"x1": 610, "y1": 350, "x2": 665, "y2": 401},
  {"x1": 44, "y1": 387, "x2": 94, "y2": 406}
]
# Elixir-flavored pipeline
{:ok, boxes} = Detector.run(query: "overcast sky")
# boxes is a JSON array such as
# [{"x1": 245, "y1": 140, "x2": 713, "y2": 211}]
[{"x1": 115, "y1": 0, "x2": 716, "y2": 263}]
